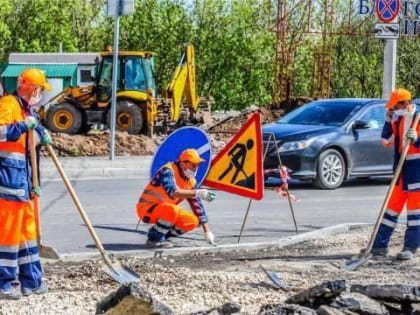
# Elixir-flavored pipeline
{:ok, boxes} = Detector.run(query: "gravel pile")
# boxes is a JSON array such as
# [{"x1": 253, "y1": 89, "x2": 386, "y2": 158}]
[{"x1": 1, "y1": 226, "x2": 419, "y2": 314}]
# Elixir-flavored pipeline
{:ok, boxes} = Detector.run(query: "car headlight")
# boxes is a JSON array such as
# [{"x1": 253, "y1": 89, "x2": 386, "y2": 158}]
[{"x1": 279, "y1": 138, "x2": 315, "y2": 152}]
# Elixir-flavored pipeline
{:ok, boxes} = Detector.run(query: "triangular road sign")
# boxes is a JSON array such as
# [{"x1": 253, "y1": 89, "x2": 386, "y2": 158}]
[{"x1": 204, "y1": 113, "x2": 263, "y2": 200}]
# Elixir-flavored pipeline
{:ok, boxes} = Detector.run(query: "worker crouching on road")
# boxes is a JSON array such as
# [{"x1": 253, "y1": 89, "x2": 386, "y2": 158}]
[
  {"x1": 372, "y1": 88, "x2": 420, "y2": 260},
  {"x1": 136, "y1": 149, "x2": 216, "y2": 248},
  {"x1": 0, "y1": 68, "x2": 52, "y2": 300}
]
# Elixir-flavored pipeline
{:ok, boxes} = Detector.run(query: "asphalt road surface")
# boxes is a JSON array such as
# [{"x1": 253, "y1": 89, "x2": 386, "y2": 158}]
[{"x1": 40, "y1": 176, "x2": 394, "y2": 254}]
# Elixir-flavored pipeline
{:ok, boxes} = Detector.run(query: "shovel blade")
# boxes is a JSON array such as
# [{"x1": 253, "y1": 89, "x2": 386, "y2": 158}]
[
  {"x1": 341, "y1": 253, "x2": 372, "y2": 271},
  {"x1": 260, "y1": 265, "x2": 288, "y2": 291},
  {"x1": 102, "y1": 263, "x2": 140, "y2": 284},
  {"x1": 39, "y1": 245, "x2": 60, "y2": 260}
]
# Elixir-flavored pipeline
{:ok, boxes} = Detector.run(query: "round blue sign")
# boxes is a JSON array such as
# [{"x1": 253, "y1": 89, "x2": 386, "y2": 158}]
[{"x1": 150, "y1": 127, "x2": 212, "y2": 186}]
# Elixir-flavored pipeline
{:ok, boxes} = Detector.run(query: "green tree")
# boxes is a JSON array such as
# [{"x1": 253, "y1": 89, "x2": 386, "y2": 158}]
[
  {"x1": 191, "y1": 0, "x2": 273, "y2": 109},
  {"x1": 0, "y1": 0, "x2": 13, "y2": 60},
  {"x1": 2, "y1": 0, "x2": 106, "y2": 55}
]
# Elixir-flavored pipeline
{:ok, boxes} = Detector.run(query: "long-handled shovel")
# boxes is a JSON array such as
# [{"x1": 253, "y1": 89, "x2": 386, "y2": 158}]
[
  {"x1": 28, "y1": 130, "x2": 60, "y2": 259},
  {"x1": 45, "y1": 144, "x2": 140, "y2": 284},
  {"x1": 342, "y1": 113, "x2": 420, "y2": 271}
]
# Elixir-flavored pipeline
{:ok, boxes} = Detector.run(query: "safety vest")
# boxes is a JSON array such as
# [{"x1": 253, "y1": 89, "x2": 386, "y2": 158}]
[
  {"x1": 138, "y1": 162, "x2": 195, "y2": 208},
  {"x1": 0, "y1": 95, "x2": 31, "y2": 201},
  {"x1": 392, "y1": 112, "x2": 420, "y2": 191}
]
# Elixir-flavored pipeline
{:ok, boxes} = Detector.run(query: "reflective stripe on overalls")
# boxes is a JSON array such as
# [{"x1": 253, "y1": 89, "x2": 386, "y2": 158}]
[{"x1": 137, "y1": 163, "x2": 193, "y2": 221}]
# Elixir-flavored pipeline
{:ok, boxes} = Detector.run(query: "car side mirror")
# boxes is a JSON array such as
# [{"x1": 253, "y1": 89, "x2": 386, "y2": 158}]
[{"x1": 352, "y1": 120, "x2": 369, "y2": 130}]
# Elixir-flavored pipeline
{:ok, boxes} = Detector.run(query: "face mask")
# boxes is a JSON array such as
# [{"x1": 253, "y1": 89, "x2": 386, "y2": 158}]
[
  {"x1": 184, "y1": 168, "x2": 197, "y2": 179},
  {"x1": 28, "y1": 87, "x2": 43, "y2": 106},
  {"x1": 394, "y1": 109, "x2": 408, "y2": 117}
]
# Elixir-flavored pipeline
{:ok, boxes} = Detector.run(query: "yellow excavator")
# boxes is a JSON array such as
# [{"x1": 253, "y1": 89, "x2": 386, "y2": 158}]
[{"x1": 39, "y1": 44, "x2": 207, "y2": 135}]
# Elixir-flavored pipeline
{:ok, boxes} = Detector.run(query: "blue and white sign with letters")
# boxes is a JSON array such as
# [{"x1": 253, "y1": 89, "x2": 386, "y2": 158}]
[
  {"x1": 358, "y1": 0, "x2": 420, "y2": 36},
  {"x1": 150, "y1": 127, "x2": 212, "y2": 186}
]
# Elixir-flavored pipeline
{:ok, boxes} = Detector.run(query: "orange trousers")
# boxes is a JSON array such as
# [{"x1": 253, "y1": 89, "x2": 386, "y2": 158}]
[
  {"x1": 373, "y1": 182, "x2": 420, "y2": 250},
  {"x1": 137, "y1": 203, "x2": 199, "y2": 241},
  {"x1": 0, "y1": 198, "x2": 43, "y2": 291},
  {"x1": 387, "y1": 182, "x2": 420, "y2": 213}
]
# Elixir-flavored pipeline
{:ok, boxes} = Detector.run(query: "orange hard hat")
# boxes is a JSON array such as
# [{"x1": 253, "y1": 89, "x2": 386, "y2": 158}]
[
  {"x1": 18, "y1": 68, "x2": 52, "y2": 91},
  {"x1": 385, "y1": 88, "x2": 411, "y2": 109},
  {"x1": 179, "y1": 149, "x2": 205, "y2": 164}
]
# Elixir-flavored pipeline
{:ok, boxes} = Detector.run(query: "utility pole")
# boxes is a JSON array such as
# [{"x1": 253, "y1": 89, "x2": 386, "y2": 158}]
[{"x1": 107, "y1": 0, "x2": 134, "y2": 160}]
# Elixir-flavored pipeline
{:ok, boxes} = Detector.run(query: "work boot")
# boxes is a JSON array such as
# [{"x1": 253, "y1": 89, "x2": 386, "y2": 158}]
[
  {"x1": 22, "y1": 282, "x2": 48, "y2": 296},
  {"x1": 371, "y1": 247, "x2": 388, "y2": 257},
  {"x1": 0, "y1": 287, "x2": 22, "y2": 300},
  {"x1": 396, "y1": 248, "x2": 415, "y2": 261},
  {"x1": 145, "y1": 239, "x2": 174, "y2": 249}
]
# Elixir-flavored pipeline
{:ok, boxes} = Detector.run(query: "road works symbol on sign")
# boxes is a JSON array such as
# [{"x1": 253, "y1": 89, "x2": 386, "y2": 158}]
[
  {"x1": 204, "y1": 113, "x2": 263, "y2": 200},
  {"x1": 375, "y1": 0, "x2": 400, "y2": 23}
]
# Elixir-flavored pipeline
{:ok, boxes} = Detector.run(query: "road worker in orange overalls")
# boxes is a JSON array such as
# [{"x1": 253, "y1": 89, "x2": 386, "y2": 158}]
[
  {"x1": 372, "y1": 88, "x2": 420, "y2": 260},
  {"x1": 0, "y1": 68, "x2": 52, "y2": 300},
  {"x1": 137, "y1": 149, "x2": 216, "y2": 248}
]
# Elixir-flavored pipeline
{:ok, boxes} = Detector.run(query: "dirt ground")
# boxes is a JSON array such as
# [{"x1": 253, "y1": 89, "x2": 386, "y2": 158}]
[
  {"x1": 43, "y1": 105, "x2": 280, "y2": 157},
  {"x1": 1, "y1": 226, "x2": 418, "y2": 315}
]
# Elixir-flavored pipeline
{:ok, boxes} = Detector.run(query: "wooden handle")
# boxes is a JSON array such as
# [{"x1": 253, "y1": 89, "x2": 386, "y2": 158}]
[
  {"x1": 46, "y1": 144, "x2": 108, "y2": 259},
  {"x1": 366, "y1": 113, "x2": 420, "y2": 252},
  {"x1": 28, "y1": 130, "x2": 41, "y2": 246}
]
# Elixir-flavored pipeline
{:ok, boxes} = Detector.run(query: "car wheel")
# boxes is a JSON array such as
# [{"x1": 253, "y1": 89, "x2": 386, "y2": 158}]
[{"x1": 314, "y1": 149, "x2": 345, "y2": 189}]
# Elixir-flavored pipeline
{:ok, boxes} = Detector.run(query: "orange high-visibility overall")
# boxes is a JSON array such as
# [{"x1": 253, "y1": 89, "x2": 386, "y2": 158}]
[
  {"x1": 0, "y1": 95, "x2": 42, "y2": 291},
  {"x1": 374, "y1": 112, "x2": 420, "y2": 251},
  {"x1": 137, "y1": 163, "x2": 205, "y2": 241}
]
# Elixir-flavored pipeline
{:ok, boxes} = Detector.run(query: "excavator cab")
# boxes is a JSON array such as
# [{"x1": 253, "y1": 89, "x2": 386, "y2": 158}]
[{"x1": 94, "y1": 52, "x2": 156, "y2": 104}]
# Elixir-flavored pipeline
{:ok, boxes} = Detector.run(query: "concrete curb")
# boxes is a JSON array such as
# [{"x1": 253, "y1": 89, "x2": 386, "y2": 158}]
[
  {"x1": 41, "y1": 155, "x2": 154, "y2": 181},
  {"x1": 55, "y1": 223, "x2": 371, "y2": 264}
]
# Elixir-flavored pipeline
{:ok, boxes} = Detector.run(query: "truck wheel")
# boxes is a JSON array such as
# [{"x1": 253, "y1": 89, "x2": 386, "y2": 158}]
[
  {"x1": 107, "y1": 101, "x2": 143, "y2": 134},
  {"x1": 46, "y1": 103, "x2": 82, "y2": 134},
  {"x1": 314, "y1": 149, "x2": 345, "y2": 190}
]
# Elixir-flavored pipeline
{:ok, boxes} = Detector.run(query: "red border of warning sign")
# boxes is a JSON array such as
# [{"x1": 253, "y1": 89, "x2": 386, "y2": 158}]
[
  {"x1": 375, "y1": 0, "x2": 399, "y2": 23},
  {"x1": 204, "y1": 113, "x2": 263, "y2": 200}
]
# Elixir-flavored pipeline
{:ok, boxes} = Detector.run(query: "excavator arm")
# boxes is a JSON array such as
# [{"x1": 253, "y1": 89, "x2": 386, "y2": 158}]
[{"x1": 165, "y1": 44, "x2": 199, "y2": 121}]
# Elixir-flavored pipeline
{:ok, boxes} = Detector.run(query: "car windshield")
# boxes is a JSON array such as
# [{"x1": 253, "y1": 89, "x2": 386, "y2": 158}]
[{"x1": 277, "y1": 100, "x2": 364, "y2": 126}]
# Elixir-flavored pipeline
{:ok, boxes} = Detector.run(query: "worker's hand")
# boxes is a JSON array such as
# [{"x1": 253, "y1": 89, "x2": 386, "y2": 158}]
[
  {"x1": 195, "y1": 189, "x2": 216, "y2": 202},
  {"x1": 204, "y1": 231, "x2": 216, "y2": 245},
  {"x1": 406, "y1": 128, "x2": 418, "y2": 142},
  {"x1": 41, "y1": 130, "x2": 52, "y2": 145},
  {"x1": 386, "y1": 109, "x2": 394, "y2": 122},
  {"x1": 24, "y1": 116, "x2": 38, "y2": 130},
  {"x1": 31, "y1": 186, "x2": 41, "y2": 197}
]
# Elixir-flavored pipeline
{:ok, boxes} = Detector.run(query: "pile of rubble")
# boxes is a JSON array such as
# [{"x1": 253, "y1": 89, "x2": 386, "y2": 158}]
[
  {"x1": 1, "y1": 226, "x2": 419, "y2": 315},
  {"x1": 97, "y1": 280, "x2": 420, "y2": 315}
]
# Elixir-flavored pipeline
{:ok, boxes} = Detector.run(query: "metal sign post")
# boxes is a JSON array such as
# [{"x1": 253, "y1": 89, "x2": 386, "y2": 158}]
[
  {"x1": 374, "y1": 0, "x2": 400, "y2": 99},
  {"x1": 109, "y1": 14, "x2": 120, "y2": 161},
  {"x1": 107, "y1": 0, "x2": 134, "y2": 160},
  {"x1": 382, "y1": 38, "x2": 397, "y2": 99}
]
